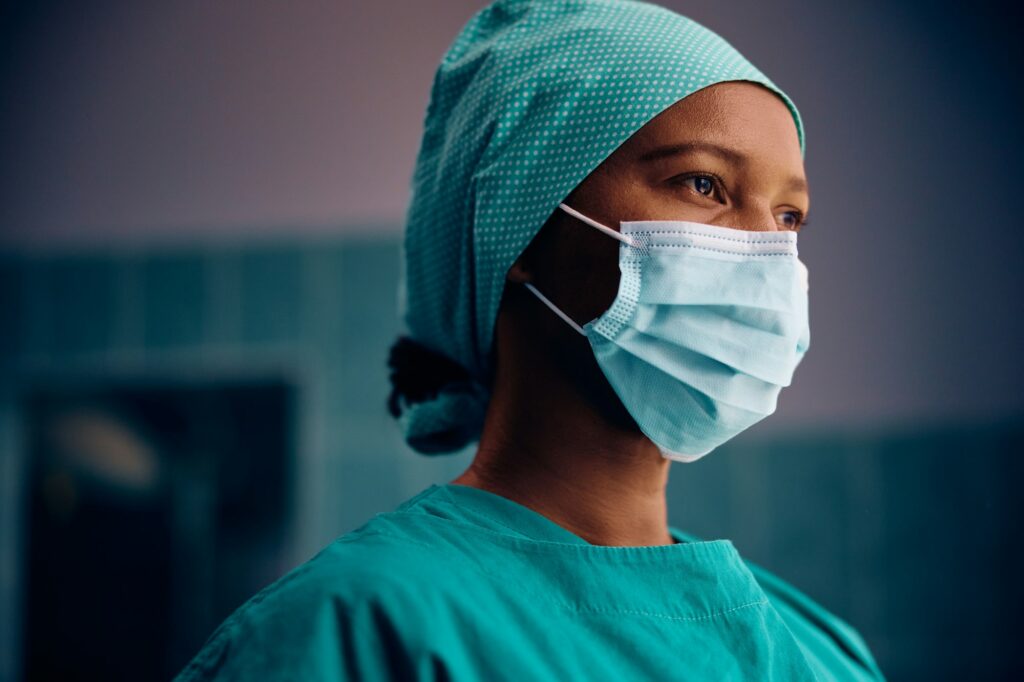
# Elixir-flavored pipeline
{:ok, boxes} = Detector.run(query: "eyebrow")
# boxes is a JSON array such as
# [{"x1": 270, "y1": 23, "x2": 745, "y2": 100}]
[{"x1": 637, "y1": 141, "x2": 809, "y2": 194}]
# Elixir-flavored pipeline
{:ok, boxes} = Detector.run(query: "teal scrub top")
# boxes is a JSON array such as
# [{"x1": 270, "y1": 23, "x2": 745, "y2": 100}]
[{"x1": 174, "y1": 483, "x2": 886, "y2": 681}]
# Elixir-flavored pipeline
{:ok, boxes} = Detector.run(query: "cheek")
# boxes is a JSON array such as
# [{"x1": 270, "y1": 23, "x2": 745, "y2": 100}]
[
  {"x1": 563, "y1": 233, "x2": 622, "y2": 324},
  {"x1": 530, "y1": 223, "x2": 621, "y2": 327}
]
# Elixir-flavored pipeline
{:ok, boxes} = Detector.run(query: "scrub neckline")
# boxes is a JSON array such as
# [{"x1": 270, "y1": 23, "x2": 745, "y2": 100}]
[
  {"x1": 382, "y1": 482, "x2": 769, "y2": 618},
  {"x1": 428, "y1": 482, "x2": 725, "y2": 552}
]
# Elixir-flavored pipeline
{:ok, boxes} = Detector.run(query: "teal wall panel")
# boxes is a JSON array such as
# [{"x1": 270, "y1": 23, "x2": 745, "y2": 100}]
[
  {"x1": 336, "y1": 239, "x2": 401, "y2": 418},
  {"x1": 0, "y1": 259, "x2": 23, "y2": 363},
  {"x1": 142, "y1": 253, "x2": 206, "y2": 349},
  {"x1": 239, "y1": 248, "x2": 302, "y2": 346},
  {"x1": 48, "y1": 257, "x2": 116, "y2": 355}
]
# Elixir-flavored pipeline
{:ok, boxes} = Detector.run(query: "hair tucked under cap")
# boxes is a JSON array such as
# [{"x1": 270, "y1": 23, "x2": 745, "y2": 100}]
[{"x1": 389, "y1": 0, "x2": 806, "y2": 455}]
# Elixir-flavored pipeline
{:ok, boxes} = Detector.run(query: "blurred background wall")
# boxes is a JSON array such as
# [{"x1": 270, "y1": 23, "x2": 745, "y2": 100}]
[{"x1": 1, "y1": 1, "x2": 1021, "y2": 680}]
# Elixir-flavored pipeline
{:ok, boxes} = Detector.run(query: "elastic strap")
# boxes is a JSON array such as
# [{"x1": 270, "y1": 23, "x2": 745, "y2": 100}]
[
  {"x1": 559, "y1": 203, "x2": 638, "y2": 247},
  {"x1": 523, "y1": 282, "x2": 587, "y2": 337}
]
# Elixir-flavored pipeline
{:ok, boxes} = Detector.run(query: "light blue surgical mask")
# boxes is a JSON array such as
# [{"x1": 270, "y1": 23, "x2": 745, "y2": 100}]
[{"x1": 524, "y1": 203, "x2": 811, "y2": 462}]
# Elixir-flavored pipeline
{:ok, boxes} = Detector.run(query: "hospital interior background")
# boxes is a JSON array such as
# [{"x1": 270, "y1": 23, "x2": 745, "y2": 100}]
[{"x1": 0, "y1": 1, "x2": 1022, "y2": 681}]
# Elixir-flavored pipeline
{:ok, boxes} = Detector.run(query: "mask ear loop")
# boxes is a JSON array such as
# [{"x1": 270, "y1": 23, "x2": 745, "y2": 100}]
[
  {"x1": 521, "y1": 203, "x2": 637, "y2": 337},
  {"x1": 558, "y1": 203, "x2": 639, "y2": 248},
  {"x1": 523, "y1": 282, "x2": 587, "y2": 337}
]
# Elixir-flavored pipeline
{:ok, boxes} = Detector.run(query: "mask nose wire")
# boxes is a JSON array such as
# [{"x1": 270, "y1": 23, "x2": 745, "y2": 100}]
[{"x1": 558, "y1": 203, "x2": 639, "y2": 247}]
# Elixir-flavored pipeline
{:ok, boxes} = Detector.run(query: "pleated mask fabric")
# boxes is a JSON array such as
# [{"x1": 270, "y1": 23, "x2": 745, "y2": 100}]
[{"x1": 396, "y1": 0, "x2": 806, "y2": 454}]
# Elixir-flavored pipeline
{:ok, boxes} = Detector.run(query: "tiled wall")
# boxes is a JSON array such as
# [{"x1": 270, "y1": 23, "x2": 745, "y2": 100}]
[
  {"x1": 1, "y1": 237, "x2": 475, "y2": 539},
  {"x1": 668, "y1": 421, "x2": 1023, "y2": 680},
  {"x1": 0, "y1": 239, "x2": 1021, "y2": 680},
  {"x1": 0, "y1": 238, "x2": 474, "y2": 681}
]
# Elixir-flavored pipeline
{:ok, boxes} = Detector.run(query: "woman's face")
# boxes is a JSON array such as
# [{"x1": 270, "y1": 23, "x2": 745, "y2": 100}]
[
  {"x1": 578, "y1": 80, "x2": 809, "y2": 230},
  {"x1": 503, "y1": 80, "x2": 809, "y2": 427}
]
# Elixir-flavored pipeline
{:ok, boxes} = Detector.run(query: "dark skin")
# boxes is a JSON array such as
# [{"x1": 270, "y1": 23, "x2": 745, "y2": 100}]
[{"x1": 451, "y1": 81, "x2": 811, "y2": 547}]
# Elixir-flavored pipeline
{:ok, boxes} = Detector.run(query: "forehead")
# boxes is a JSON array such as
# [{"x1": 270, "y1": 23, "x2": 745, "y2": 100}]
[{"x1": 623, "y1": 81, "x2": 804, "y2": 167}]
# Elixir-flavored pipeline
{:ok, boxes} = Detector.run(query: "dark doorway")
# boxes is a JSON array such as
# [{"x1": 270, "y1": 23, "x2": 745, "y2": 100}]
[{"x1": 21, "y1": 379, "x2": 295, "y2": 681}]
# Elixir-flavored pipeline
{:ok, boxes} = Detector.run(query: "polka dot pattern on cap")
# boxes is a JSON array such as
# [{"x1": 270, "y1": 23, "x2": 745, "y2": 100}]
[{"x1": 395, "y1": 0, "x2": 805, "y2": 454}]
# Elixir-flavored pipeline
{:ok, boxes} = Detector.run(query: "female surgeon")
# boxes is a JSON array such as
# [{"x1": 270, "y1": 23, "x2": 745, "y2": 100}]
[{"x1": 174, "y1": 0, "x2": 886, "y2": 679}]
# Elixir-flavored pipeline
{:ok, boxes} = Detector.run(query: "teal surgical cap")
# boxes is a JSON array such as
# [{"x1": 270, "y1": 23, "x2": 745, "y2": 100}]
[{"x1": 395, "y1": 0, "x2": 806, "y2": 454}]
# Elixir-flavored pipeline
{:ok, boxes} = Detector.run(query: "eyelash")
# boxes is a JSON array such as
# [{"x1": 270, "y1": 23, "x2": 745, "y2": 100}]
[{"x1": 674, "y1": 172, "x2": 810, "y2": 231}]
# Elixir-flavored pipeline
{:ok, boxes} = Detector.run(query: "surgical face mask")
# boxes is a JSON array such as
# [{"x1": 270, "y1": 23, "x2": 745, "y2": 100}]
[{"x1": 524, "y1": 203, "x2": 811, "y2": 462}]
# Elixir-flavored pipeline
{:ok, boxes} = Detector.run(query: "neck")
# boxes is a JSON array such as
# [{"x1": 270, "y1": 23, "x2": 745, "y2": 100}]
[{"x1": 451, "y1": 331, "x2": 675, "y2": 547}]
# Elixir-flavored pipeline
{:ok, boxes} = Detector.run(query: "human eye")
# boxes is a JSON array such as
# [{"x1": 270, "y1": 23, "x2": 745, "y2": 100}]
[
  {"x1": 777, "y1": 209, "x2": 810, "y2": 232},
  {"x1": 674, "y1": 172, "x2": 724, "y2": 202}
]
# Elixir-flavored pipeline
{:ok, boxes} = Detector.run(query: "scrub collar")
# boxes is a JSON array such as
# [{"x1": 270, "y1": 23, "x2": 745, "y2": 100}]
[
  {"x1": 439, "y1": 482, "x2": 694, "y2": 546},
  {"x1": 385, "y1": 483, "x2": 769, "y2": 619}
]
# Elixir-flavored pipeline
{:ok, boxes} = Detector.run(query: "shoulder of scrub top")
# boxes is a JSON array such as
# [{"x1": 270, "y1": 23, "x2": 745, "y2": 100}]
[
  {"x1": 670, "y1": 526, "x2": 886, "y2": 681},
  {"x1": 172, "y1": 521, "x2": 457, "y2": 682}
]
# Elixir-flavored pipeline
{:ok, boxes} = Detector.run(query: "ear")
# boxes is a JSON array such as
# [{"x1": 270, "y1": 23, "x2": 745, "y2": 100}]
[
  {"x1": 506, "y1": 208, "x2": 562, "y2": 285},
  {"x1": 505, "y1": 253, "x2": 533, "y2": 284}
]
